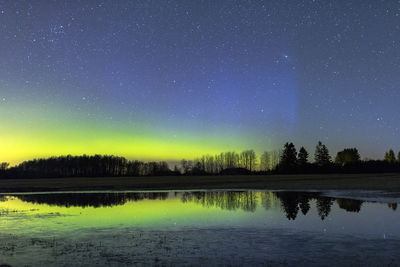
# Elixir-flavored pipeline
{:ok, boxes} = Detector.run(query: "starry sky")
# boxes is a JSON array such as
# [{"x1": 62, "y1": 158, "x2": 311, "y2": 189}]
[{"x1": 1, "y1": 0, "x2": 399, "y2": 165}]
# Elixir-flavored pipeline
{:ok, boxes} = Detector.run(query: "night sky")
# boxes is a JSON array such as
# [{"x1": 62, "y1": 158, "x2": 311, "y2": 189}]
[{"x1": 1, "y1": 0, "x2": 399, "y2": 165}]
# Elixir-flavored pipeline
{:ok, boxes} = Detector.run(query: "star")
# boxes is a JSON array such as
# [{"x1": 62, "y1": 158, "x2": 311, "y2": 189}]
[{"x1": 0, "y1": 0, "x2": 399, "y2": 164}]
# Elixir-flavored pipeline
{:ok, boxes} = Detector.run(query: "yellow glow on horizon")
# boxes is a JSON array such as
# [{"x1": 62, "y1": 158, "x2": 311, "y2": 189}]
[
  {"x1": 0, "y1": 104, "x2": 263, "y2": 165},
  {"x1": 0, "y1": 133, "x2": 230, "y2": 165},
  {"x1": 0, "y1": 125, "x2": 245, "y2": 165}
]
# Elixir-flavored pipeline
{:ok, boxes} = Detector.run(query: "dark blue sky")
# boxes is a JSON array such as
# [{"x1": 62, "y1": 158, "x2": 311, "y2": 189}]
[{"x1": 1, "y1": 0, "x2": 399, "y2": 163}]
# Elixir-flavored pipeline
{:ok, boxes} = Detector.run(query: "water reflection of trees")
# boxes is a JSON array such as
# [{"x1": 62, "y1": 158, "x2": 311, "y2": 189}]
[
  {"x1": 180, "y1": 191, "x2": 335, "y2": 220},
  {"x1": 5, "y1": 191, "x2": 398, "y2": 220},
  {"x1": 274, "y1": 192, "x2": 317, "y2": 220},
  {"x1": 181, "y1": 191, "x2": 258, "y2": 212},
  {"x1": 336, "y1": 198, "x2": 363, "y2": 212},
  {"x1": 180, "y1": 192, "x2": 384, "y2": 221},
  {"x1": 388, "y1": 203, "x2": 397, "y2": 211},
  {"x1": 316, "y1": 198, "x2": 334, "y2": 220},
  {"x1": 275, "y1": 192, "x2": 302, "y2": 220},
  {"x1": 15, "y1": 192, "x2": 169, "y2": 208},
  {"x1": 260, "y1": 192, "x2": 280, "y2": 211},
  {"x1": 275, "y1": 193, "x2": 367, "y2": 220}
]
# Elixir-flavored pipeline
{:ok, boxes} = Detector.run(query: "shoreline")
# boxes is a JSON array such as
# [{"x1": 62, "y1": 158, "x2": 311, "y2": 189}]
[{"x1": 1, "y1": 173, "x2": 400, "y2": 193}]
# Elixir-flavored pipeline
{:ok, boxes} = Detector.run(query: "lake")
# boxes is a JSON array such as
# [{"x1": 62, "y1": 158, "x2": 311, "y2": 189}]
[{"x1": 0, "y1": 190, "x2": 399, "y2": 266}]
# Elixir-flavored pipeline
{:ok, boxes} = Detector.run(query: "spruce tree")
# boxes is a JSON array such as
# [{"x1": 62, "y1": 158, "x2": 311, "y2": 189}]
[
  {"x1": 279, "y1": 142, "x2": 298, "y2": 171},
  {"x1": 298, "y1": 147, "x2": 309, "y2": 166},
  {"x1": 314, "y1": 141, "x2": 331, "y2": 166}
]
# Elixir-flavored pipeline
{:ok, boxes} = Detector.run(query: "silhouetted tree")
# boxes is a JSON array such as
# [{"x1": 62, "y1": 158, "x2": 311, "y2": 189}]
[
  {"x1": 297, "y1": 147, "x2": 309, "y2": 166},
  {"x1": 2, "y1": 155, "x2": 173, "y2": 178},
  {"x1": 173, "y1": 165, "x2": 181, "y2": 174},
  {"x1": 271, "y1": 150, "x2": 282, "y2": 169},
  {"x1": 278, "y1": 142, "x2": 297, "y2": 172},
  {"x1": 5, "y1": 143, "x2": 400, "y2": 179},
  {"x1": 191, "y1": 161, "x2": 206, "y2": 175},
  {"x1": 0, "y1": 162, "x2": 9, "y2": 178},
  {"x1": 260, "y1": 151, "x2": 271, "y2": 171},
  {"x1": 261, "y1": 150, "x2": 281, "y2": 171},
  {"x1": 0, "y1": 162, "x2": 9, "y2": 171},
  {"x1": 385, "y1": 149, "x2": 396, "y2": 163},
  {"x1": 181, "y1": 159, "x2": 194, "y2": 174},
  {"x1": 335, "y1": 148, "x2": 361, "y2": 165},
  {"x1": 239, "y1": 150, "x2": 252, "y2": 170},
  {"x1": 249, "y1": 150, "x2": 257, "y2": 171},
  {"x1": 314, "y1": 141, "x2": 331, "y2": 166},
  {"x1": 225, "y1": 151, "x2": 239, "y2": 169},
  {"x1": 206, "y1": 155, "x2": 217, "y2": 173},
  {"x1": 215, "y1": 153, "x2": 224, "y2": 172}
]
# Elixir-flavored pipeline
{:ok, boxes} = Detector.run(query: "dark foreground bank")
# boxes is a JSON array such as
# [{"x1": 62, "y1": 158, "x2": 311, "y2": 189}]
[{"x1": 1, "y1": 173, "x2": 400, "y2": 193}]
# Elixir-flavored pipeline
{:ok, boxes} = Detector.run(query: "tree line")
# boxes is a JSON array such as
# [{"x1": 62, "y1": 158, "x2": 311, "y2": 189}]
[
  {"x1": 177, "y1": 141, "x2": 400, "y2": 174},
  {"x1": 179, "y1": 150, "x2": 281, "y2": 175},
  {"x1": 1, "y1": 141, "x2": 400, "y2": 178},
  {"x1": 8, "y1": 191, "x2": 397, "y2": 219},
  {"x1": 0, "y1": 155, "x2": 177, "y2": 179},
  {"x1": 276, "y1": 141, "x2": 400, "y2": 174}
]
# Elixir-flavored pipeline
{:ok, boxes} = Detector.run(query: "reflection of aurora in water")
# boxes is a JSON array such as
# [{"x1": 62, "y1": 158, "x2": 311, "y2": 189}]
[
  {"x1": 1, "y1": 191, "x2": 400, "y2": 266},
  {"x1": 1, "y1": 191, "x2": 397, "y2": 221}
]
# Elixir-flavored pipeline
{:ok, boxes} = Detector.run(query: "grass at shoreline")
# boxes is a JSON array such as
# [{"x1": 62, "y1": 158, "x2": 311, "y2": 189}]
[{"x1": 1, "y1": 173, "x2": 400, "y2": 193}]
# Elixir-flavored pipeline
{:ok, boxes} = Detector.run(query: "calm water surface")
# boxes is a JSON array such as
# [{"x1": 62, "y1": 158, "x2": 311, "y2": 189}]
[{"x1": 0, "y1": 191, "x2": 399, "y2": 266}]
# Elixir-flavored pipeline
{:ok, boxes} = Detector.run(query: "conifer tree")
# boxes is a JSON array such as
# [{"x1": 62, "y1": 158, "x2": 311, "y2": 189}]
[
  {"x1": 279, "y1": 142, "x2": 298, "y2": 171},
  {"x1": 314, "y1": 141, "x2": 331, "y2": 166},
  {"x1": 298, "y1": 147, "x2": 309, "y2": 166}
]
